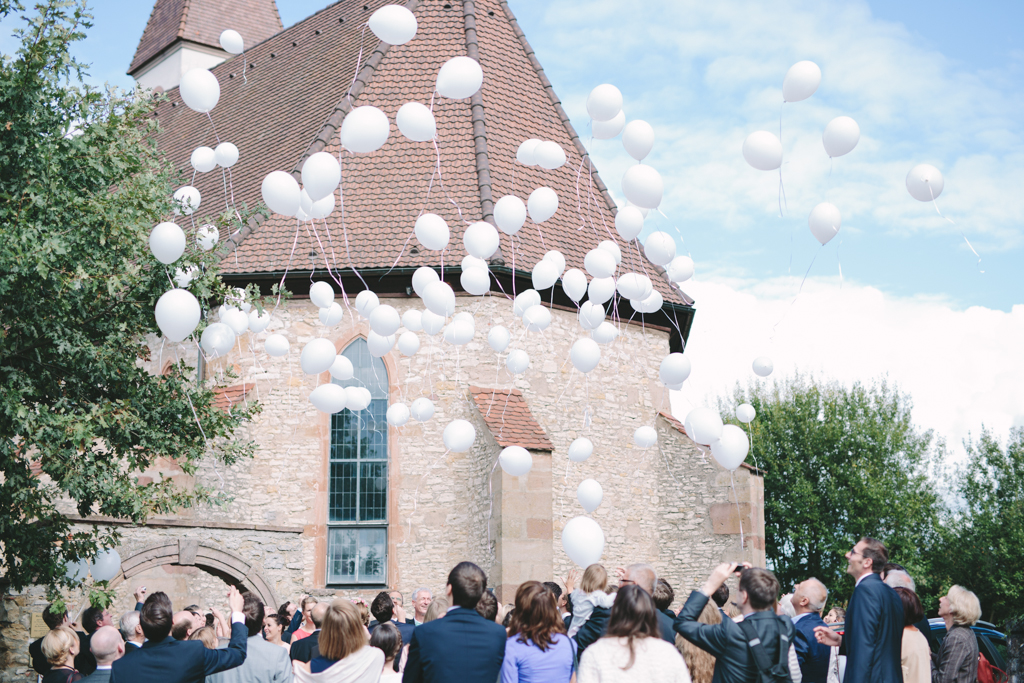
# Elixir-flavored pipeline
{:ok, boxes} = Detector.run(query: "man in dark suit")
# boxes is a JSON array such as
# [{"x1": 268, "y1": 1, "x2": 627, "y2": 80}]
[
  {"x1": 110, "y1": 587, "x2": 248, "y2": 683},
  {"x1": 404, "y1": 561, "x2": 506, "y2": 683},
  {"x1": 814, "y1": 537, "x2": 905, "y2": 683},
  {"x1": 79, "y1": 626, "x2": 124, "y2": 683},
  {"x1": 791, "y1": 578, "x2": 832, "y2": 683},
  {"x1": 675, "y1": 563, "x2": 796, "y2": 683},
  {"x1": 289, "y1": 601, "x2": 327, "y2": 663},
  {"x1": 369, "y1": 592, "x2": 415, "y2": 647}
]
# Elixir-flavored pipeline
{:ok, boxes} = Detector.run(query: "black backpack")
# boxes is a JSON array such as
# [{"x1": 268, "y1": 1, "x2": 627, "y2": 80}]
[{"x1": 738, "y1": 616, "x2": 794, "y2": 683}]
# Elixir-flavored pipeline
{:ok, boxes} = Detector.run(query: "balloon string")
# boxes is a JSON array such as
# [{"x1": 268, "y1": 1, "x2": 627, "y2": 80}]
[
  {"x1": 836, "y1": 237, "x2": 844, "y2": 289},
  {"x1": 241, "y1": 51, "x2": 248, "y2": 85},
  {"x1": 777, "y1": 103, "x2": 786, "y2": 218},
  {"x1": 313, "y1": 217, "x2": 351, "y2": 303},
  {"x1": 770, "y1": 243, "x2": 822, "y2": 344},
  {"x1": 205, "y1": 112, "x2": 221, "y2": 144},
  {"x1": 346, "y1": 24, "x2": 369, "y2": 102},
  {"x1": 336, "y1": 151, "x2": 369, "y2": 294},
  {"x1": 431, "y1": 137, "x2": 470, "y2": 225},
  {"x1": 730, "y1": 470, "x2": 745, "y2": 560},
  {"x1": 928, "y1": 185, "x2": 983, "y2": 273}
]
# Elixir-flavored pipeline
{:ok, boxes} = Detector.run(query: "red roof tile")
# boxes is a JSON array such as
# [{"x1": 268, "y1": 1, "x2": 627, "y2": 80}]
[
  {"x1": 470, "y1": 385, "x2": 553, "y2": 451},
  {"x1": 213, "y1": 382, "x2": 255, "y2": 411}
]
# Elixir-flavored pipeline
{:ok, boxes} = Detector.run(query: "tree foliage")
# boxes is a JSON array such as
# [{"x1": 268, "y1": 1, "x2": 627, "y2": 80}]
[{"x1": 0, "y1": 0, "x2": 259, "y2": 596}]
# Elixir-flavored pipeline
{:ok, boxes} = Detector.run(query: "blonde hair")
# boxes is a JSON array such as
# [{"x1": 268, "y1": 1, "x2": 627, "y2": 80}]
[
  {"x1": 676, "y1": 601, "x2": 721, "y2": 683},
  {"x1": 301, "y1": 596, "x2": 319, "y2": 611},
  {"x1": 189, "y1": 626, "x2": 218, "y2": 649},
  {"x1": 946, "y1": 585, "x2": 982, "y2": 626},
  {"x1": 42, "y1": 625, "x2": 78, "y2": 666},
  {"x1": 580, "y1": 564, "x2": 609, "y2": 593},
  {"x1": 351, "y1": 599, "x2": 370, "y2": 627},
  {"x1": 318, "y1": 599, "x2": 367, "y2": 661},
  {"x1": 423, "y1": 597, "x2": 449, "y2": 622}
]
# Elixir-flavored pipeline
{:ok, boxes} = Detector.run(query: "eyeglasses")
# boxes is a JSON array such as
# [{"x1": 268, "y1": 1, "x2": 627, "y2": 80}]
[
  {"x1": 620, "y1": 578, "x2": 636, "y2": 585},
  {"x1": 848, "y1": 548, "x2": 863, "y2": 557}
]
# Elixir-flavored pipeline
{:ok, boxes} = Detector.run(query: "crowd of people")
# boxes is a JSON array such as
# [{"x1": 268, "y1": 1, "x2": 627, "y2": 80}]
[{"x1": 27, "y1": 536, "x2": 989, "y2": 683}]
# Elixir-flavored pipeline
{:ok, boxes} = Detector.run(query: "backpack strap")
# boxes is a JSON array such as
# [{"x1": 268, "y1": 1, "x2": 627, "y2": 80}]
[
  {"x1": 739, "y1": 616, "x2": 793, "y2": 681},
  {"x1": 738, "y1": 618, "x2": 776, "y2": 674}
]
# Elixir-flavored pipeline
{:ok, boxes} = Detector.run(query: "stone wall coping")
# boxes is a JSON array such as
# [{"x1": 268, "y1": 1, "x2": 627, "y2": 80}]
[{"x1": 66, "y1": 514, "x2": 305, "y2": 534}]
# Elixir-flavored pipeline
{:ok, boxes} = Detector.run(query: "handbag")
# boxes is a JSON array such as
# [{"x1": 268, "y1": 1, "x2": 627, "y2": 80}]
[{"x1": 738, "y1": 617, "x2": 793, "y2": 683}]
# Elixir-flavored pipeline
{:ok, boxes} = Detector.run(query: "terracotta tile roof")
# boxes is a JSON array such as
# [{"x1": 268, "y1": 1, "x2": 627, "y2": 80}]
[
  {"x1": 130, "y1": 0, "x2": 283, "y2": 74},
  {"x1": 213, "y1": 382, "x2": 255, "y2": 411},
  {"x1": 150, "y1": 0, "x2": 690, "y2": 307},
  {"x1": 470, "y1": 385, "x2": 553, "y2": 451}
]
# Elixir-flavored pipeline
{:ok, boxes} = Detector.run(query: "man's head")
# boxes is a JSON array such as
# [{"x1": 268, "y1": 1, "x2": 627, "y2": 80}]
[
  {"x1": 82, "y1": 606, "x2": 113, "y2": 635},
  {"x1": 89, "y1": 625, "x2": 125, "y2": 666},
  {"x1": 792, "y1": 578, "x2": 829, "y2": 616},
  {"x1": 738, "y1": 567, "x2": 781, "y2": 612},
  {"x1": 711, "y1": 584, "x2": 730, "y2": 608},
  {"x1": 542, "y1": 581, "x2": 565, "y2": 610},
  {"x1": 42, "y1": 603, "x2": 68, "y2": 630},
  {"x1": 846, "y1": 537, "x2": 888, "y2": 578},
  {"x1": 301, "y1": 596, "x2": 319, "y2": 621},
  {"x1": 412, "y1": 588, "x2": 432, "y2": 620},
  {"x1": 653, "y1": 579, "x2": 675, "y2": 611},
  {"x1": 311, "y1": 601, "x2": 329, "y2": 629},
  {"x1": 242, "y1": 592, "x2": 265, "y2": 637},
  {"x1": 475, "y1": 590, "x2": 498, "y2": 621},
  {"x1": 140, "y1": 592, "x2": 174, "y2": 641},
  {"x1": 446, "y1": 561, "x2": 488, "y2": 609},
  {"x1": 388, "y1": 591, "x2": 403, "y2": 609},
  {"x1": 881, "y1": 562, "x2": 906, "y2": 580},
  {"x1": 371, "y1": 592, "x2": 395, "y2": 624},
  {"x1": 624, "y1": 563, "x2": 657, "y2": 595},
  {"x1": 118, "y1": 611, "x2": 143, "y2": 644},
  {"x1": 172, "y1": 611, "x2": 195, "y2": 640},
  {"x1": 884, "y1": 569, "x2": 916, "y2": 592}
]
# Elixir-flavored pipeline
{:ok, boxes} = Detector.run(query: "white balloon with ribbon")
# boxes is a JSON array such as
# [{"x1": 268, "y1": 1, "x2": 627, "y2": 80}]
[
  {"x1": 568, "y1": 437, "x2": 593, "y2": 462},
  {"x1": 711, "y1": 424, "x2": 750, "y2": 471},
  {"x1": 155, "y1": 289, "x2": 201, "y2": 342},
  {"x1": 528, "y1": 187, "x2": 558, "y2": 223},
  {"x1": 179, "y1": 69, "x2": 220, "y2": 113},
  {"x1": 301, "y1": 338, "x2": 336, "y2": 375},
  {"x1": 615, "y1": 206, "x2": 644, "y2": 241},
  {"x1": 368, "y1": 5, "x2": 417, "y2": 44},
  {"x1": 310, "y1": 384, "x2": 348, "y2": 414},
  {"x1": 561, "y1": 268, "x2": 588, "y2": 302},
  {"x1": 808, "y1": 202, "x2": 841, "y2": 245},
  {"x1": 752, "y1": 356, "x2": 774, "y2": 377},
  {"x1": 621, "y1": 164, "x2": 663, "y2": 209},
  {"x1": 396, "y1": 102, "x2": 436, "y2": 142},
  {"x1": 494, "y1": 195, "x2": 527, "y2": 234},
  {"x1": 562, "y1": 517, "x2": 605, "y2": 568},
  {"x1": 586, "y1": 84, "x2": 622, "y2": 122},
  {"x1": 340, "y1": 106, "x2": 390, "y2": 153},
  {"x1": 499, "y1": 446, "x2": 533, "y2": 476},
  {"x1": 149, "y1": 222, "x2": 186, "y2": 264},
  {"x1": 622, "y1": 120, "x2": 655, "y2": 161},
  {"x1": 743, "y1": 131, "x2": 783, "y2": 171},
  {"x1": 301, "y1": 152, "x2": 341, "y2": 202},
  {"x1": 219, "y1": 29, "x2": 244, "y2": 54}
]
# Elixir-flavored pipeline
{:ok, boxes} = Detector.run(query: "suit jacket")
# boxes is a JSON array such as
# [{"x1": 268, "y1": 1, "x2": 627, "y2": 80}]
[
  {"x1": 78, "y1": 668, "x2": 112, "y2": 683},
  {"x1": 30, "y1": 631, "x2": 92, "y2": 676},
  {"x1": 674, "y1": 590, "x2": 794, "y2": 683},
  {"x1": 793, "y1": 612, "x2": 832, "y2": 683},
  {"x1": 573, "y1": 605, "x2": 610, "y2": 655},
  {"x1": 369, "y1": 619, "x2": 415, "y2": 648},
  {"x1": 841, "y1": 573, "x2": 904, "y2": 683},
  {"x1": 75, "y1": 633, "x2": 97, "y2": 676},
  {"x1": 109, "y1": 620, "x2": 247, "y2": 683},
  {"x1": 403, "y1": 606, "x2": 506, "y2": 683},
  {"x1": 657, "y1": 609, "x2": 677, "y2": 643},
  {"x1": 207, "y1": 634, "x2": 293, "y2": 683},
  {"x1": 289, "y1": 630, "x2": 319, "y2": 663}
]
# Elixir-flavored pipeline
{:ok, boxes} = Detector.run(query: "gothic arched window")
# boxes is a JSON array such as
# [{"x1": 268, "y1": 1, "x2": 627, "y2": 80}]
[{"x1": 327, "y1": 338, "x2": 388, "y2": 585}]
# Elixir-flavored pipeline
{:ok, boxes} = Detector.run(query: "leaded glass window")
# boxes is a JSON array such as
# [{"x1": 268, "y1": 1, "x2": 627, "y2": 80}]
[{"x1": 326, "y1": 338, "x2": 388, "y2": 585}]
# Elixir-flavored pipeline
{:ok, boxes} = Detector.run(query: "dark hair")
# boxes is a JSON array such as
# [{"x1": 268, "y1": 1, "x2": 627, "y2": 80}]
[
  {"x1": 653, "y1": 579, "x2": 675, "y2": 611},
  {"x1": 860, "y1": 537, "x2": 888, "y2": 574},
  {"x1": 369, "y1": 621, "x2": 403, "y2": 661},
  {"x1": 140, "y1": 592, "x2": 174, "y2": 641},
  {"x1": 739, "y1": 568, "x2": 780, "y2": 610},
  {"x1": 277, "y1": 602, "x2": 293, "y2": 619},
  {"x1": 711, "y1": 584, "x2": 730, "y2": 608},
  {"x1": 42, "y1": 603, "x2": 67, "y2": 630},
  {"x1": 508, "y1": 581, "x2": 566, "y2": 652},
  {"x1": 883, "y1": 562, "x2": 906, "y2": 577},
  {"x1": 267, "y1": 613, "x2": 289, "y2": 629},
  {"x1": 829, "y1": 606, "x2": 846, "y2": 621},
  {"x1": 170, "y1": 620, "x2": 191, "y2": 641},
  {"x1": 371, "y1": 592, "x2": 395, "y2": 624},
  {"x1": 605, "y1": 585, "x2": 660, "y2": 670},
  {"x1": 82, "y1": 606, "x2": 105, "y2": 634},
  {"x1": 894, "y1": 587, "x2": 924, "y2": 626},
  {"x1": 447, "y1": 561, "x2": 487, "y2": 609},
  {"x1": 502, "y1": 608, "x2": 515, "y2": 627},
  {"x1": 242, "y1": 592, "x2": 265, "y2": 637},
  {"x1": 475, "y1": 590, "x2": 498, "y2": 621},
  {"x1": 183, "y1": 604, "x2": 201, "y2": 613},
  {"x1": 542, "y1": 581, "x2": 562, "y2": 601}
]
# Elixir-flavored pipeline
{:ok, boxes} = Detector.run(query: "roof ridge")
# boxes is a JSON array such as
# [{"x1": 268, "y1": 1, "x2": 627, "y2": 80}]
[
  {"x1": 462, "y1": 0, "x2": 494, "y2": 226},
  {"x1": 178, "y1": 0, "x2": 192, "y2": 40}
]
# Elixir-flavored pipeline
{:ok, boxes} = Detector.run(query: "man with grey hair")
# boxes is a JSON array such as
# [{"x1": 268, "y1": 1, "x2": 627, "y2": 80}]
[
  {"x1": 623, "y1": 564, "x2": 675, "y2": 643},
  {"x1": 79, "y1": 625, "x2": 124, "y2": 683},
  {"x1": 883, "y1": 569, "x2": 915, "y2": 592},
  {"x1": 792, "y1": 578, "x2": 832, "y2": 683},
  {"x1": 409, "y1": 588, "x2": 432, "y2": 626},
  {"x1": 119, "y1": 611, "x2": 144, "y2": 649}
]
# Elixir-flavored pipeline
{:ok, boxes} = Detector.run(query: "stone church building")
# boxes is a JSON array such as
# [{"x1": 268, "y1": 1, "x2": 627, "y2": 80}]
[{"x1": 2, "y1": 0, "x2": 764, "y2": 676}]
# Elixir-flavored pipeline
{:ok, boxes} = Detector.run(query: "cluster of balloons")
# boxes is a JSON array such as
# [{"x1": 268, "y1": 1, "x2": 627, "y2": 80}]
[{"x1": 65, "y1": 549, "x2": 122, "y2": 585}]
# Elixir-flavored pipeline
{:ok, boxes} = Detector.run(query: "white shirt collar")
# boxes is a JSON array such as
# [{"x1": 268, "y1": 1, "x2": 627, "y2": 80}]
[
  {"x1": 414, "y1": 619, "x2": 423, "y2": 626},
  {"x1": 446, "y1": 605, "x2": 461, "y2": 613},
  {"x1": 791, "y1": 612, "x2": 812, "y2": 623},
  {"x1": 96, "y1": 665, "x2": 113, "y2": 670},
  {"x1": 855, "y1": 572, "x2": 871, "y2": 586}
]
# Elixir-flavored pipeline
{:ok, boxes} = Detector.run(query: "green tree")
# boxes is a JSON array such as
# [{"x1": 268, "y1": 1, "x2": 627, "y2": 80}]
[
  {"x1": 935, "y1": 428, "x2": 1024, "y2": 626},
  {"x1": 0, "y1": 0, "x2": 259, "y2": 598},
  {"x1": 724, "y1": 375, "x2": 943, "y2": 610}
]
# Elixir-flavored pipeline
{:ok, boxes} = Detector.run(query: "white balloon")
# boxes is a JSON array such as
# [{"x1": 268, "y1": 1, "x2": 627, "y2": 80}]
[
  {"x1": 543, "y1": 250, "x2": 566, "y2": 275},
  {"x1": 310, "y1": 383, "x2": 348, "y2": 414},
  {"x1": 65, "y1": 559, "x2": 89, "y2": 584},
  {"x1": 561, "y1": 268, "x2": 588, "y2": 302},
  {"x1": 460, "y1": 267, "x2": 489, "y2": 295},
  {"x1": 516, "y1": 139, "x2": 541, "y2": 166},
  {"x1": 592, "y1": 110, "x2": 625, "y2": 140},
  {"x1": 299, "y1": 189, "x2": 315, "y2": 218},
  {"x1": 301, "y1": 338, "x2": 336, "y2": 374},
  {"x1": 219, "y1": 29, "x2": 244, "y2": 54},
  {"x1": 494, "y1": 195, "x2": 527, "y2": 235},
  {"x1": 413, "y1": 213, "x2": 450, "y2": 252},
  {"x1": 570, "y1": 337, "x2": 601, "y2": 373},
  {"x1": 221, "y1": 308, "x2": 249, "y2": 335},
  {"x1": 173, "y1": 186, "x2": 201, "y2": 216},
  {"x1": 421, "y1": 310, "x2": 445, "y2": 335},
  {"x1": 248, "y1": 308, "x2": 272, "y2": 333},
  {"x1": 463, "y1": 221, "x2": 499, "y2": 259},
  {"x1": 621, "y1": 164, "x2": 663, "y2": 209},
  {"x1": 369, "y1": 304, "x2": 401, "y2": 336},
  {"x1": 397, "y1": 331, "x2": 420, "y2": 356},
  {"x1": 736, "y1": 403, "x2": 756, "y2": 424},
  {"x1": 309, "y1": 281, "x2": 335, "y2": 309},
  {"x1": 443, "y1": 419, "x2": 476, "y2": 452},
  {"x1": 319, "y1": 303, "x2": 344, "y2": 326},
  {"x1": 265, "y1": 333, "x2": 290, "y2": 357},
  {"x1": 906, "y1": 164, "x2": 944, "y2": 202},
  {"x1": 584, "y1": 248, "x2": 616, "y2": 279},
  {"x1": 822, "y1": 116, "x2": 860, "y2": 158},
  {"x1": 528, "y1": 187, "x2": 558, "y2": 223},
  {"x1": 634, "y1": 425, "x2": 658, "y2": 448},
  {"x1": 155, "y1": 289, "x2": 201, "y2": 342},
  {"x1": 261, "y1": 171, "x2": 301, "y2": 216},
  {"x1": 368, "y1": 4, "x2": 417, "y2": 44},
  {"x1": 201, "y1": 322, "x2": 235, "y2": 358},
  {"x1": 522, "y1": 304, "x2": 551, "y2": 332},
  {"x1": 402, "y1": 309, "x2": 423, "y2": 332},
  {"x1": 643, "y1": 231, "x2": 676, "y2": 266},
  {"x1": 598, "y1": 240, "x2": 621, "y2": 266},
  {"x1": 436, "y1": 56, "x2": 483, "y2": 99},
  {"x1": 752, "y1": 356, "x2": 774, "y2": 377},
  {"x1": 367, "y1": 331, "x2": 395, "y2": 357},
  {"x1": 535, "y1": 141, "x2": 566, "y2": 169},
  {"x1": 355, "y1": 290, "x2": 380, "y2": 318},
  {"x1": 443, "y1": 320, "x2": 474, "y2": 345},
  {"x1": 622, "y1": 120, "x2": 655, "y2": 161},
  {"x1": 742, "y1": 131, "x2": 783, "y2": 171},
  {"x1": 89, "y1": 549, "x2": 121, "y2": 583},
  {"x1": 329, "y1": 355, "x2": 354, "y2": 380},
  {"x1": 711, "y1": 424, "x2": 750, "y2": 471},
  {"x1": 387, "y1": 402, "x2": 411, "y2": 426},
  {"x1": 808, "y1": 202, "x2": 841, "y2": 245},
  {"x1": 196, "y1": 224, "x2": 218, "y2": 251},
  {"x1": 615, "y1": 206, "x2": 644, "y2": 241},
  {"x1": 562, "y1": 516, "x2": 605, "y2": 568},
  {"x1": 632, "y1": 290, "x2": 663, "y2": 314},
  {"x1": 214, "y1": 142, "x2": 239, "y2": 168},
  {"x1": 191, "y1": 146, "x2": 216, "y2": 172},
  {"x1": 568, "y1": 437, "x2": 593, "y2": 462},
  {"x1": 410, "y1": 397, "x2": 435, "y2": 422},
  {"x1": 592, "y1": 321, "x2": 618, "y2": 344},
  {"x1": 506, "y1": 349, "x2": 529, "y2": 374},
  {"x1": 587, "y1": 277, "x2": 615, "y2": 305},
  {"x1": 487, "y1": 325, "x2": 510, "y2": 352},
  {"x1": 687, "y1": 407, "x2": 724, "y2": 446},
  {"x1": 346, "y1": 386, "x2": 372, "y2": 412},
  {"x1": 423, "y1": 281, "x2": 455, "y2": 317},
  {"x1": 396, "y1": 101, "x2": 436, "y2": 142},
  {"x1": 578, "y1": 301, "x2": 605, "y2": 330},
  {"x1": 412, "y1": 267, "x2": 440, "y2": 298},
  {"x1": 666, "y1": 255, "x2": 694, "y2": 283},
  {"x1": 309, "y1": 193, "x2": 335, "y2": 219},
  {"x1": 586, "y1": 84, "x2": 622, "y2": 122},
  {"x1": 499, "y1": 446, "x2": 533, "y2": 476},
  {"x1": 149, "y1": 222, "x2": 186, "y2": 264},
  {"x1": 576, "y1": 478, "x2": 603, "y2": 512},
  {"x1": 301, "y1": 152, "x2": 341, "y2": 201},
  {"x1": 659, "y1": 354, "x2": 691, "y2": 386},
  {"x1": 616, "y1": 272, "x2": 652, "y2": 301},
  {"x1": 340, "y1": 106, "x2": 390, "y2": 154},
  {"x1": 513, "y1": 289, "x2": 541, "y2": 317},
  {"x1": 782, "y1": 60, "x2": 821, "y2": 102},
  {"x1": 179, "y1": 68, "x2": 220, "y2": 113},
  {"x1": 531, "y1": 259, "x2": 559, "y2": 290}
]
